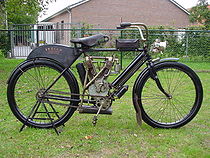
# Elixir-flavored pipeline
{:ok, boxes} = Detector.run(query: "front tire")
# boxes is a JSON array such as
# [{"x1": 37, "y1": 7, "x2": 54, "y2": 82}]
[{"x1": 133, "y1": 62, "x2": 203, "y2": 128}]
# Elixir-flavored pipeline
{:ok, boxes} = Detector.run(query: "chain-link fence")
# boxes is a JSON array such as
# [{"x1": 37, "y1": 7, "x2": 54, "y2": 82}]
[{"x1": 0, "y1": 23, "x2": 209, "y2": 61}]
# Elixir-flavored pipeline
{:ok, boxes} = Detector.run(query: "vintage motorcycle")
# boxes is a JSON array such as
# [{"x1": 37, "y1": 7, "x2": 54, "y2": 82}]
[{"x1": 7, "y1": 23, "x2": 203, "y2": 134}]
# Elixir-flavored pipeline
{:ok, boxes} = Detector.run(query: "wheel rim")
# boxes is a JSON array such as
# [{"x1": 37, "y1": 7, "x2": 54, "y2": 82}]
[
  {"x1": 140, "y1": 66, "x2": 197, "y2": 126},
  {"x1": 14, "y1": 64, "x2": 73, "y2": 126}
]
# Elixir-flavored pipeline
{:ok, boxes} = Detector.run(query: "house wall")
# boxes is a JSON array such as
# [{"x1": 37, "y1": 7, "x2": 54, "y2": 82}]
[
  {"x1": 71, "y1": 0, "x2": 190, "y2": 28},
  {"x1": 47, "y1": 12, "x2": 72, "y2": 45},
  {"x1": 47, "y1": 11, "x2": 70, "y2": 24},
  {"x1": 46, "y1": 0, "x2": 191, "y2": 28}
]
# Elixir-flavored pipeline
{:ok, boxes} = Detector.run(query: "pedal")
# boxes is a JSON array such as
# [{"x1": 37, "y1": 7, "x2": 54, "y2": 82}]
[
  {"x1": 79, "y1": 105, "x2": 112, "y2": 115},
  {"x1": 92, "y1": 116, "x2": 98, "y2": 126}
]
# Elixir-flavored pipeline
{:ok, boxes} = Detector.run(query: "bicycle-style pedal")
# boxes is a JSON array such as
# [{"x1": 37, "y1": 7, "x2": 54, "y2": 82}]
[{"x1": 92, "y1": 116, "x2": 98, "y2": 126}]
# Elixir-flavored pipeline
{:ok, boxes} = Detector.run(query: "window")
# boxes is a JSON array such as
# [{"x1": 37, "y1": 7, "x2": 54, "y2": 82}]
[
  {"x1": 38, "y1": 26, "x2": 44, "y2": 30},
  {"x1": 47, "y1": 25, "x2": 53, "y2": 30}
]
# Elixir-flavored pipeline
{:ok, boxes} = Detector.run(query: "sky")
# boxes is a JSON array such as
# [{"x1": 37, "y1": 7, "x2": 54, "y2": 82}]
[{"x1": 38, "y1": 0, "x2": 210, "y2": 21}]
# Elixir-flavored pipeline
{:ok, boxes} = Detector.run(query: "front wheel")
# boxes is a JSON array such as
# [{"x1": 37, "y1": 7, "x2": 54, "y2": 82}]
[
  {"x1": 7, "y1": 59, "x2": 79, "y2": 128},
  {"x1": 133, "y1": 62, "x2": 203, "y2": 128}
]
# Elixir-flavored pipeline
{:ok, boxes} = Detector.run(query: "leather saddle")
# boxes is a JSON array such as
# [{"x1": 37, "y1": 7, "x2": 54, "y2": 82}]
[{"x1": 70, "y1": 34, "x2": 109, "y2": 47}]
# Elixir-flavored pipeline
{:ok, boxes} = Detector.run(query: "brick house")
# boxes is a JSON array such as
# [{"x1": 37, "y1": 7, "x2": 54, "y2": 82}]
[{"x1": 42, "y1": 0, "x2": 191, "y2": 28}]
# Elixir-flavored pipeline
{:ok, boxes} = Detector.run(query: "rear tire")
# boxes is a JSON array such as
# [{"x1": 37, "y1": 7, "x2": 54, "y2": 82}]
[
  {"x1": 133, "y1": 62, "x2": 203, "y2": 128},
  {"x1": 7, "y1": 59, "x2": 79, "y2": 128}
]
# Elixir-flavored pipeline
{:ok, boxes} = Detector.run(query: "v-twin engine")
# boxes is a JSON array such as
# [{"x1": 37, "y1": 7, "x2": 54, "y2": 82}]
[{"x1": 76, "y1": 55, "x2": 120, "y2": 110}]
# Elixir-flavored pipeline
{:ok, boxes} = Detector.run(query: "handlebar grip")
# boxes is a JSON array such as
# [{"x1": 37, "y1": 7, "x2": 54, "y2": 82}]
[
  {"x1": 120, "y1": 22, "x2": 131, "y2": 28},
  {"x1": 116, "y1": 26, "x2": 124, "y2": 29}
]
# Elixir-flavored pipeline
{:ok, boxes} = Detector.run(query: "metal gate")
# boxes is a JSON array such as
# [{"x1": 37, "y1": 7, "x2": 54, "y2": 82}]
[{"x1": 10, "y1": 22, "x2": 81, "y2": 58}]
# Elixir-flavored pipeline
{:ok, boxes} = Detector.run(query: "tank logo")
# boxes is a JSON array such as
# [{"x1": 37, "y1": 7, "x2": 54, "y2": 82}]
[{"x1": 45, "y1": 47, "x2": 62, "y2": 54}]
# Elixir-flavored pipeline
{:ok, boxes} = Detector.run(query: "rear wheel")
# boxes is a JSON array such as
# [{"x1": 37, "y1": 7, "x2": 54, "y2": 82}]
[
  {"x1": 7, "y1": 59, "x2": 79, "y2": 128},
  {"x1": 134, "y1": 62, "x2": 203, "y2": 128}
]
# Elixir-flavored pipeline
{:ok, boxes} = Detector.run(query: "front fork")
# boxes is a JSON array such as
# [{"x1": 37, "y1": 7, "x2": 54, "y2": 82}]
[{"x1": 147, "y1": 60, "x2": 172, "y2": 99}]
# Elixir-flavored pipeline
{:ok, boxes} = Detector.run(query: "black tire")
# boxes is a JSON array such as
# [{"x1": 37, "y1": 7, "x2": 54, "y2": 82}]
[
  {"x1": 134, "y1": 62, "x2": 203, "y2": 128},
  {"x1": 7, "y1": 59, "x2": 79, "y2": 128}
]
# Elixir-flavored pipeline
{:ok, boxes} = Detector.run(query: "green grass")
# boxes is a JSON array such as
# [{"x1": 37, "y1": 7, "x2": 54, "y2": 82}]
[{"x1": 0, "y1": 57, "x2": 209, "y2": 158}]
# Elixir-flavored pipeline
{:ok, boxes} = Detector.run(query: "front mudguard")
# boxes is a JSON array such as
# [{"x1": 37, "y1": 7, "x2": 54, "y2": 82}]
[{"x1": 132, "y1": 58, "x2": 179, "y2": 125}]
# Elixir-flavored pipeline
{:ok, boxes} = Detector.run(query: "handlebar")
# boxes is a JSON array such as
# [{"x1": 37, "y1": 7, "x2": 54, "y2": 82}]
[
  {"x1": 117, "y1": 22, "x2": 167, "y2": 53},
  {"x1": 117, "y1": 22, "x2": 149, "y2": 42}
]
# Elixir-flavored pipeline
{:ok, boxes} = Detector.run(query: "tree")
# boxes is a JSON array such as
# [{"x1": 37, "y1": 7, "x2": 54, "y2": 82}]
[
  {"x1": 5, "y1": 0, "x2": 41, "y2": 25},
  {"x1": 189, "y1": 0, "x2": 210, "y2": 29},
  {"x1": 0, "y1": 0, "x2": 6, "y2": 28},
  {"x1": 0, "y1": 0, "x2": 55, "y2": 27}
]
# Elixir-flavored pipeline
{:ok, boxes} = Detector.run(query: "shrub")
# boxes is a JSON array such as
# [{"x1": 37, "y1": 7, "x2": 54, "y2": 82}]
[
  {"x1": 0, "y1": 49, "x2": 3, "y2": 57},
  {"x1": 0, "y1": 31, "x2": 10, "y2": 57},
  {"x1": 185, "y1": 25, "x2": 210, "y2": 60}
]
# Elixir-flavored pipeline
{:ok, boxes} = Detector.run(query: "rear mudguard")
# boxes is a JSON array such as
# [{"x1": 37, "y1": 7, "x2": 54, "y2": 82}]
[
  {"x1": 132, "y1": 58, "x2": 179, "y2": 113},
  {"x1": 27, "y1": 44, "x2": 82, "y2": 68},
  {"x1": 7, "y1": 58, "x2": 80, "y2": 98}
]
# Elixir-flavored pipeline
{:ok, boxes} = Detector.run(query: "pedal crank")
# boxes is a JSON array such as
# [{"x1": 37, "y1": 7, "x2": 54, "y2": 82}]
[{"x1": 92, "y1": 103, "x2": 103, "y2": 126}]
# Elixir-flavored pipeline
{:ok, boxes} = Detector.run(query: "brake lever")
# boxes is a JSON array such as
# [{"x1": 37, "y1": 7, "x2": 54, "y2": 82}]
[{"x1": 116, "y1": 26, "x2": 124, "y2": 29}]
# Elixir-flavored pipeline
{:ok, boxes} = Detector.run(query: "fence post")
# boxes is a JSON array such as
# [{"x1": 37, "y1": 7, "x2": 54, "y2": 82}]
[
  {"x1": 120, "y1": 30, "x2": 123, "y2": 69},
  {"x1": 36, "y1": 29, "x2": 39, "y2": 47},
  {"x1": 7, "y1": 30, "x2": 11, "y2": 58},
  {"x1": 10, "y1": 29, "x2": 14, "y2": 58},
  {"x1": 185, "y1": 31, "x2": 189, "y2": 57}
]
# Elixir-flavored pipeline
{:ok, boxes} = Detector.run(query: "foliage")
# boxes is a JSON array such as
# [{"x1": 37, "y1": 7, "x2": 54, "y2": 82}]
[
  {"x1": 189, "y1": 0, "x2": 210, "y2": 29},
  {"x1": 185, "y1": 25, "x2": 210, "y2": 60},
  {"x1": 0, "y1": 49, "x2": 3, "y2": 57},
  {"x1": 71, "y1": 23, "x2": 94, "y2": 39},
  {"x1": 5, "y1": 0, "x2": 41, "y2": 25},
  {"x1": 0, "y1": 0, "x2": 55, "y2": 27},
  {"x1": 81, "y1": 22, "x2": 94, "y2": 37},
  {"x1": 147, "y1": 26, "x2": 184, "y2": 57},
  {"x1": 0, "y1": 1, "x2": 6, "y2": 27},
  {"x1": 0, "y1": 31, "x2": 10, "y2": 56}
]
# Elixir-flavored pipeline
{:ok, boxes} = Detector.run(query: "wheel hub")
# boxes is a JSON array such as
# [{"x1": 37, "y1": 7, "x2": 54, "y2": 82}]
[
  {"x1": 168, "y1": 94, "x2": 172, "y2": 99},
  {"x1": 36, "y1": 89, "x2": 46, "y2": 100}
]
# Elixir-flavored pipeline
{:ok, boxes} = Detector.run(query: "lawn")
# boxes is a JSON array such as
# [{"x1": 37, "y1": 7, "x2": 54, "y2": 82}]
[{"x1": 0, "y1": 57, "x2": 209, "y2": 158}]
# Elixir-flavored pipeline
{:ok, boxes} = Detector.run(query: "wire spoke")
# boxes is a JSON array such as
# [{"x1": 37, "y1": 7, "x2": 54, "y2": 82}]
[
  {"x1": 14, "y1": 64, "x2": 72, "y2": 126},
  {"x1": 140, "y1": 65, "x2": 198, "y2": 127}
]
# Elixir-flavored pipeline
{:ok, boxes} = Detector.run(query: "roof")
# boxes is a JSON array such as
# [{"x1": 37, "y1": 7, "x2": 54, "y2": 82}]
[
  {"x1": 42, "y1": 0, "x2": 90, "y2": 22},
  {"x1": 169, "y1": 0, "x2": 190, "y2": 15},
  {"x1": 42, "y1": 0, "x2": 190, "y2": 22}
]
